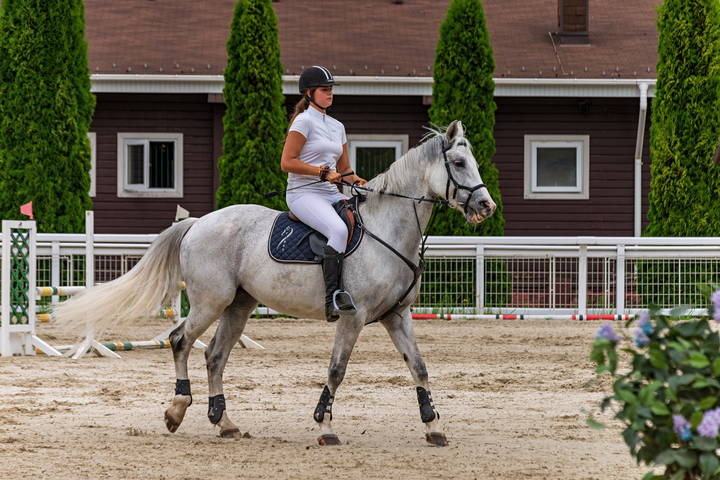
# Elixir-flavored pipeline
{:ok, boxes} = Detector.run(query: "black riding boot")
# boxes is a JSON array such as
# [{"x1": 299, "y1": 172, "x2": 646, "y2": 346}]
[{"x1": 321, "y1": 245, "x2": 357, "y2": 322}]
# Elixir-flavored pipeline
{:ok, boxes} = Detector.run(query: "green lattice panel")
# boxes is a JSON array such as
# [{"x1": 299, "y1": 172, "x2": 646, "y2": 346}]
[{"x1": 9, "y1": 228, "x2": 30, "y2": 325}]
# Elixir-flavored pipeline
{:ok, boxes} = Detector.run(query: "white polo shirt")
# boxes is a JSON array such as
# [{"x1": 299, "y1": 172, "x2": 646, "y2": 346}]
[{"x1": 287, "y1": 106, "x2": 347, "y2": 196}]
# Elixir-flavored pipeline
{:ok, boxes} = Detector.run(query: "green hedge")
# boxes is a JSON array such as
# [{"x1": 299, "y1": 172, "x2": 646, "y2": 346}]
[
  {"x1": 0, "y1": 0, "x2": 94, "y2": 232},
  {"x1": 428, "y1": 0, "x2": 503, "y2": 237},
  {"x1": 216, "y1": 0, "x2": 287, "y2": 210}
]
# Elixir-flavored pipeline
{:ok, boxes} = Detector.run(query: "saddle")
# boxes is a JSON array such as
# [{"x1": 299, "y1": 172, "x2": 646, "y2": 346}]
[{"x1": 268, "y1": 197, "x2": 364, "y2": 263}]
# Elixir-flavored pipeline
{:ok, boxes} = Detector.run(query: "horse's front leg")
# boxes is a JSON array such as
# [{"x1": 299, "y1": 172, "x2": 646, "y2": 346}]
[
  {"x1": 204, "y1": 290, "x2": 257, "y2": 438},
  {"x1": 380, "y1": 309, "x2": 448, "y2": 446},
  {"x1": 314, "y1": 316, "x2": 364, "y2": 446}
]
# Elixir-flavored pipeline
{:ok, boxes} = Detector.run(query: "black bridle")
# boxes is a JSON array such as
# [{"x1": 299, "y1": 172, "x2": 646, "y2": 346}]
[
  {"x1": 442, "y1": 139, "x2": 487, "y2": 214},
  {"x1": 343, "y1": 138, "x2": 488, "y2": 322}
]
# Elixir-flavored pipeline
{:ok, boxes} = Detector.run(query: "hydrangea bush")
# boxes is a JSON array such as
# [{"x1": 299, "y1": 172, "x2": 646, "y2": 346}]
[{"x1": 591, "y1": 288, "x2": 720, "y2": 480}]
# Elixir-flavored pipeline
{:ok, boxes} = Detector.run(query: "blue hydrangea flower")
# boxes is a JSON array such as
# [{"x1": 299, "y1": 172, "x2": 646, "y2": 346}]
[
  {"x1": 712, "y1": 290, "x2": 720, "y2": 322},
  {"x1": 698, "y1": 408, "x2": 720, "y2": 438},
  {"x1": 673, "y1": 414, "x2": 692, "y2": 442},
  {"x1": 637, "y1": 312, "x2": 654, "y2": 335},
  {"x1": 596, "y1": 323, "x2": 620, "y2": 343},
  {"x1": 633, "y1": 329, "x2": 649, "y2": 347},
  {"x1": 673, "y1": 414, "x2": 692, "y2": 441}
]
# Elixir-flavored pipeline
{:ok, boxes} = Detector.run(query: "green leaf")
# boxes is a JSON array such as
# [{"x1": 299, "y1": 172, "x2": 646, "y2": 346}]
[
  {"x1": 669, "y1": 469, "x2": 687, "y2": 480},
  {"x1": 586, "y1": 416, "x2": 605, "y2": 429},
  {"x1": 649, "y1": 348, "x2": 669, "y2": 369},
  {"x1": 617, "y1": 389, "x2": 639, "y2": 405},
  {"x1": 691, "y1": 436, "x2": 718, "y2": 452},
  {"x1": 667, "y1": 341, "x2": 687, "y2": 351},
  {"x1": 699, "y1": 452, "x2": 719, "y2": 480},
  {"x1": 639, "y1": 381, "x2": 663, "y2": 404},
  {"x1": 691, "y1": 411, "x2": 705, "y2": 428},
  {"x1": 650, "y1": 402, "x2": 671, "y2": 415},
  {"x1": 654, "y1": 449, "x2": 676, "y2": 465},
  {"x1": 669, "y1": 374, "x2": 695, "y2": 390},
  {"x1": 687, "y1": 352, "x2": 710, "y2": 369},
  {"x1": 712, "y1": 357, "x2": 720, "y2": 376},
  {"x1": 699, "y1": 396, "x2": 718, "y2": 410},
  {"x1": 673, "y1": 449, "x2": 698, "y2": 469}
]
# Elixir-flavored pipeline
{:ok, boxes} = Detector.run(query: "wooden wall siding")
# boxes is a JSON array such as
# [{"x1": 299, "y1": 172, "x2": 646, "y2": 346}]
[
  {"x1": 91, "y1": 93, "x2": 215, "y2": 234},
  {"x1": 285, "y1": 95, "x2": 431, "y2": 148},
  {"x1": 90, "y1": 93, "x2": 649, "y2": 236},
  {"x1": 494, "y1": 97, "x2": 651, "y2": 236}
]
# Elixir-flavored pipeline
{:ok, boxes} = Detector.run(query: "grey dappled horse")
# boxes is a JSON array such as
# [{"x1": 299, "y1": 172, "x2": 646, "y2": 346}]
[{"x1": 53, "y1": 120, "x2": 496, "y2": 446}]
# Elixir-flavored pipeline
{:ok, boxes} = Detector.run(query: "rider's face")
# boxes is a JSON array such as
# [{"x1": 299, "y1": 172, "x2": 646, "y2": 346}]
[{"x1": 309, "y1": 86, "x2": 333, "y2": 109}]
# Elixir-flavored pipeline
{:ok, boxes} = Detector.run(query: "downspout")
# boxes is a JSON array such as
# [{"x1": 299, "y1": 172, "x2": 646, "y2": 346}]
[{"x1": 634, "y1": 82, "x2": 649, "y2": 237}]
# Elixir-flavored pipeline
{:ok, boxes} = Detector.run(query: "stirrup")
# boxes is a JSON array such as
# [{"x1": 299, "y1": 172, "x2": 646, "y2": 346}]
[{"x1": 332, "y1": 290, "x2": 357, "y2": 314}]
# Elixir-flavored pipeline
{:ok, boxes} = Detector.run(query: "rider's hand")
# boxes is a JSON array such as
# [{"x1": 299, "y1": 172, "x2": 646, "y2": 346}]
[
  {"x1": 349, "y1": 174, "x2": 367, "y2": 186},
  {"x1": 325, "y1": 171, "x2": 343, "y2": 184}
]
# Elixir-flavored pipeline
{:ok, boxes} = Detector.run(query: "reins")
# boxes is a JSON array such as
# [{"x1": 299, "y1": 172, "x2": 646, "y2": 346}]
[{"x1": 339, "y1": 138, "x2": 485, "y2": 321}]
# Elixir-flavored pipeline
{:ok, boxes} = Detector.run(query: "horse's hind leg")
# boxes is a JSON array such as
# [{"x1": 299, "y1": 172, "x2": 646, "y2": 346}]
[
  {"x1": 314, "y1": 317, "x2": 364, "y2": 446},
  {"x1": 205, "y1": 289, "x2": 257, "y2": 438},
  {"x1": 164, "y1": 281, "x2": 237, "y2": 433},
  {"x1": 380, "y1": 308, "x2": 448, "y2": 446}
]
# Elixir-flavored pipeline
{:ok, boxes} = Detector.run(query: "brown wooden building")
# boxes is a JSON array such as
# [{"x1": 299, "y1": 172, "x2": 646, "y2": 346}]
[{"x1": 85, "y1": 0, "x2": 661, "y2": 235}]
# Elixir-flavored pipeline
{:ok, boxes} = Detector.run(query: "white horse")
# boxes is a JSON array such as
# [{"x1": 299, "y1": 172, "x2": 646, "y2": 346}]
[{"x1": 53, "y1": 120, "x2": 496, "y2": 446}]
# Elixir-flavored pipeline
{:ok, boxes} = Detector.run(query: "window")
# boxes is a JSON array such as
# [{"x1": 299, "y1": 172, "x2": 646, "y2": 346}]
[
  {"x1": 347, "y1": 134, "x2": 409, "y2": 180},
  {"x1": 117, "y1": 133, "x2": 183, "y2": 198},
  {"x1": 88, "y1": 132, "x2": 96, "y2": 197},
  {"x1": 524, "y1": 135, "x2": 589, "y2": 199}
]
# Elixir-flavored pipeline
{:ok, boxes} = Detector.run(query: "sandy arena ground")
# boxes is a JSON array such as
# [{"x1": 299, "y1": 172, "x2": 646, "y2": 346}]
[{"x1": 0, "y1": 317, "x2": 653, "y2": 479}]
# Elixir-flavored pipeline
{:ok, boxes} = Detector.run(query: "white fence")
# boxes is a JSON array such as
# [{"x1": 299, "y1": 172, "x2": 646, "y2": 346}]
[{"x1": 3, "y1": 228, "x2": 720, "y2": 317}]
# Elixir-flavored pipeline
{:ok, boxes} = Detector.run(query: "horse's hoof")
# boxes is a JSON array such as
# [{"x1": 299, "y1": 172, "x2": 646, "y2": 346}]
[
  {"x1": 318, "y1": 434, "x2": 342, "y2": 446},
  {"x1": 164, "y1": 409, "x2": 182, "y2": 433},
  {"x1": 425, "y1": 432, "x2": 449, "y2": 446},
  {"x1": 219, "y1": 428, "x2": 241, "y2": 438}
]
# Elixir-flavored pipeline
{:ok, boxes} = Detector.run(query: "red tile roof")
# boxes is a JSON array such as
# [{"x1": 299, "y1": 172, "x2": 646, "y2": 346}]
[{"x1": 85, "y1": 0, "x2": 660, "y2": 79}]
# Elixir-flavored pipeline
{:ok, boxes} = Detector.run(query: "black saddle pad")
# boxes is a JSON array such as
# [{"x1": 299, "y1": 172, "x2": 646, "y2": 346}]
[{"x1": 268, "y1": 198, "x2": 364, "y2": 264}]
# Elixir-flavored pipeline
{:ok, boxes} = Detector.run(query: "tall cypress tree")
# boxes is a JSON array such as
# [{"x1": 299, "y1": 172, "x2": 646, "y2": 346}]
[
  {"x1": 428, "y1": 0, "x2": 503, "y2": 236},
  {"x1": 217, "y1": 0, "x2": 287, "y2": 210},
  {"x1": 646, "y1": 0, "x2": 720, "y2": 236},
  {"x1": 0, "y1": 0, "x2": 94, "y2": 232}
]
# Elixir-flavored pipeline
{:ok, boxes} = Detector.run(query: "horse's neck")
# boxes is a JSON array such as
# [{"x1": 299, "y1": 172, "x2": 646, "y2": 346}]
[{"x1": 361, "y1": 175, "x2": 434, "y2": 257}]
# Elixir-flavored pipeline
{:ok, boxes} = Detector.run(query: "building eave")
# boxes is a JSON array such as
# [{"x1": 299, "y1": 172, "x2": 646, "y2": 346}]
[{"x1": 90, "y1": 74, "x2": 657, "y2": 98}]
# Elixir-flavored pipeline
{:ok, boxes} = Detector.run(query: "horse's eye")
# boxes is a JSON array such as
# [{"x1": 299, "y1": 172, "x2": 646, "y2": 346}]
[{"x1": 453, "y1": 160, "x2": 465, "y2": 168}]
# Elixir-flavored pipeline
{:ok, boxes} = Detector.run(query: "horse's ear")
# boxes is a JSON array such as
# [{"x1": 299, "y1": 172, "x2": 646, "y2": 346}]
[{"x1": 446, "y1": 120, "x2": 464, "y2": 141}]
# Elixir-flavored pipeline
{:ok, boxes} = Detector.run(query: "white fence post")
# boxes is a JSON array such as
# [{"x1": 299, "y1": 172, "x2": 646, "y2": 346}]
[
  {"x1": 51, "y1": 241, "x2": 60, "y2": 304},
  {"x1": 476, "y1": 245, "x2": 484, "y2": 313},
  {"x1": 578, "y1": 242, "x2": 588, "y2": 316},
  {"x1": 616, "y1": 245, "x2": 626, "y2": 315},
  {"x1": 85, "y1": 211, "x2": 94, "y2": 288}
]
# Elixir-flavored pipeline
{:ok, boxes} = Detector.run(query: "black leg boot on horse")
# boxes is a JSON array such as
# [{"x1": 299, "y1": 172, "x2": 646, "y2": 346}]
[{"x1": 321, "y1": 245, "x2": 357, "y2": 322}]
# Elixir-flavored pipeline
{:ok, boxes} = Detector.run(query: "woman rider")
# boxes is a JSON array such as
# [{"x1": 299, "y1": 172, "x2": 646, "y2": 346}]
[{"x1": 280, "y1": 66, "x2": 367, "y2": 322}]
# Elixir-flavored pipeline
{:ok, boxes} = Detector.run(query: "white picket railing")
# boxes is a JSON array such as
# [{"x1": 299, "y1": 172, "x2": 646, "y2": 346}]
[{"x1": 4, "y1": 222, "x2": 720, "y2": 317}]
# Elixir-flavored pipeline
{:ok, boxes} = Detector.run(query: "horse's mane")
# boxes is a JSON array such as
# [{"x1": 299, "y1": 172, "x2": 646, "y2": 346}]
[{"x1": 362, "y1": 125, "x2": 470, "y2": 208}]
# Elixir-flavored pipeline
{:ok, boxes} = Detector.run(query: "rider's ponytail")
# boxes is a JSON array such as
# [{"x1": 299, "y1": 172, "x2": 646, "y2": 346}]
[{"x1": 289, "y1": 95, "x2": 310, "y2": 127}]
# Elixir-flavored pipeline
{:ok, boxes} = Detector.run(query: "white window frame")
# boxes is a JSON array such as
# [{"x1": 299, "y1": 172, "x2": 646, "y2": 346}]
[
  {"x1": 88, "y1": 132, "x2": 96, "y2": 197},
  {"x1": 117, "y1": 132, "x2": 183, "y2": 198},
  {"x1": 524, "y1": 134, "x2": 589, "y2": 200},
  {"x1": 347, "y1": 134, "x2": 409, "y2": 172}
]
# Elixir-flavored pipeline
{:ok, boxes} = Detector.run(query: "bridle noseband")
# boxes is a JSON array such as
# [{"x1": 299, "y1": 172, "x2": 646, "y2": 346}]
[{"x1": 441, "y1": 140, "x2": 486, "y2": 214}]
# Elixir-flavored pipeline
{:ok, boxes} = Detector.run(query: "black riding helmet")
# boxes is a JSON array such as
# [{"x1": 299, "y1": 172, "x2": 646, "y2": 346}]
[
  {"x1": 298, "y1": 65, "x2": 336, "y2": 93},
  {"x1": 299, "y1": 66, "x2": 336, "y2": 111}
]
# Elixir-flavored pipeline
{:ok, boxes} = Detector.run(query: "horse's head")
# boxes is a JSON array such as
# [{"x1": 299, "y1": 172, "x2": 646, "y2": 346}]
[{"x1": 428, "y1": 121, "x2": 496, "y2": 223}]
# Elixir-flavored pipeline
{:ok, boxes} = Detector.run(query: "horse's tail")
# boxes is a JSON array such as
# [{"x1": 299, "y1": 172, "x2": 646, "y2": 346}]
[{"x1": 51, "y1": 218, "x2": 199, "y2": 336}]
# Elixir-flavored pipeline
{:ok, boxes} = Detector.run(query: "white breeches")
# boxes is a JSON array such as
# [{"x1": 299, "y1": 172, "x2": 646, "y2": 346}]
[{"x1": 286, "y1": 191, "x2": 349, "y2": 253}]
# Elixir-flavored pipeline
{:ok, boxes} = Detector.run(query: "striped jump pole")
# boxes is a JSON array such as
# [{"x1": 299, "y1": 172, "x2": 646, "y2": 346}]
[
  {"x1": 50, "y1": 338, "x2": 172, "y2": 354},
  {"x1": 411, "y1": 313, "x2": 636, "y2": 321}
]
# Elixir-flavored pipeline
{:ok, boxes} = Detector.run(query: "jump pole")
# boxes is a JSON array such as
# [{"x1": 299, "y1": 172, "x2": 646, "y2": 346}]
[{"x1": 411, "y1": 313, "x2": 636, "y2": 321}]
